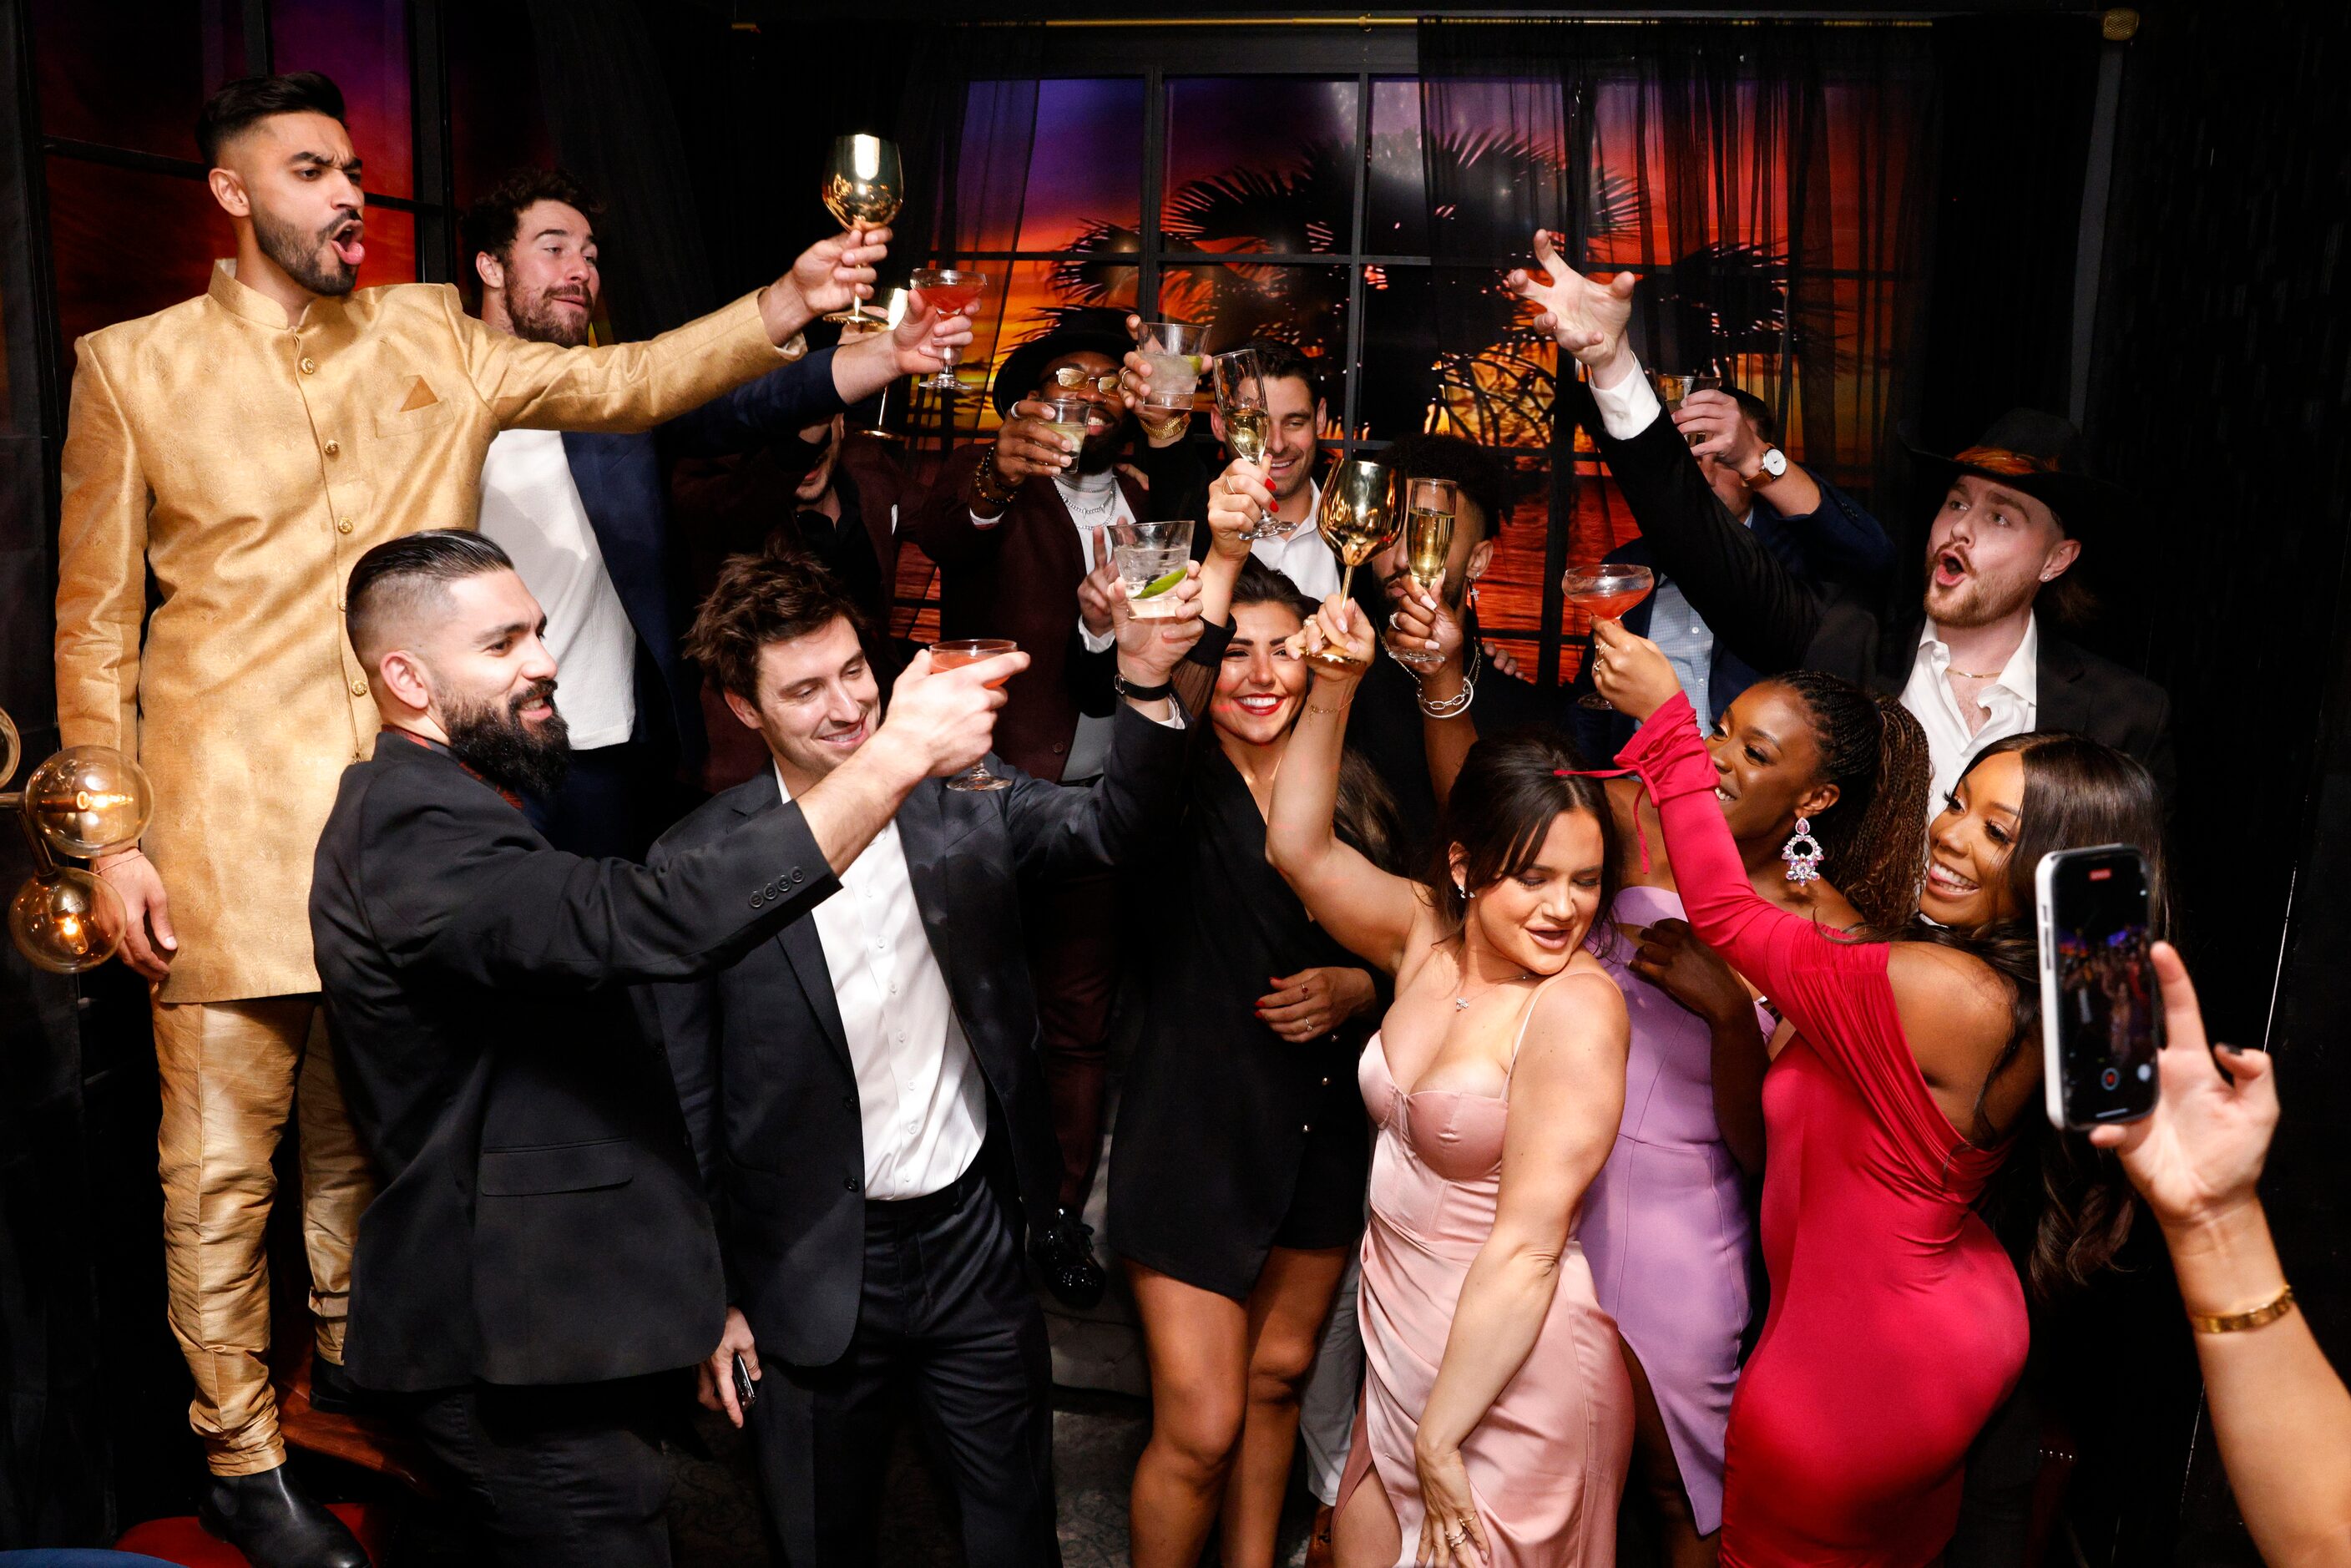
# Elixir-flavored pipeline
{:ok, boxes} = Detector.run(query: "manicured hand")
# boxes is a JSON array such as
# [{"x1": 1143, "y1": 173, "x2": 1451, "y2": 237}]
[
  {"x1": 1291, "y1": 593, "x2": 1377, "y2": 678},
  {"x1": 1206, "y1": 458, "x2": 1273, "y2": 558},
  {"x1": 1589, "y1": 617, "x2": 1681, "y2": 721},
  {"x1": 1256, "y1": 965, "x2": 1377, "y2": 1043},
  {"x1": 1385, "y1": 570, "x2": 1465, "y2": 673},
  {"x1": 1630, "y1": 918, "x2": 1753, "y2": 1032},
  {"x1": 1413, "y1": 1440, "x2": 1492, "y2": 1568},
  {"x1": 2089, "y1": 942, "x2": 2280, "y2": 1238}
]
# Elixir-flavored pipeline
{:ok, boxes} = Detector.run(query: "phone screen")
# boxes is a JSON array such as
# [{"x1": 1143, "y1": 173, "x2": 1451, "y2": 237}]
[{"x1": 2047, "y1": 850, "x2": 2158, "y2": 1125}]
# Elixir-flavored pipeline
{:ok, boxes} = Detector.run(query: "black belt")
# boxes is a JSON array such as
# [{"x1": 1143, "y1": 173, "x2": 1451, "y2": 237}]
[{"x1": 863, "y1": 1157, "x2": 987, "y2": 1225}]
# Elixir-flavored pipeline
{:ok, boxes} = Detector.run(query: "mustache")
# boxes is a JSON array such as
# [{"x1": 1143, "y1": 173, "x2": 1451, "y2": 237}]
[
  {"x1": 321, "y1": 211, "x2": 362, "y2": 243},
  {"x1": 508, "y1": 677, "x2": 558, "y2": 717}
]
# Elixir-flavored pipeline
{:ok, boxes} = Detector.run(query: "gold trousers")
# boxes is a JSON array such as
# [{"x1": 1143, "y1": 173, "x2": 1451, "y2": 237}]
[{"x1": 154, "y1": 994, "x2": 377, "y2": 1476}]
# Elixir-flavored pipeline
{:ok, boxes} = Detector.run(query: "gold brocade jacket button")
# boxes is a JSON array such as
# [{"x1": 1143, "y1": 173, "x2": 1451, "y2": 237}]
[
  {"x1": 322, "y1": 439, "x2": 341, "y2": 458},
  {"x1": 300, "y1": 357, "x2": 317, "y2": 375},
  {"x1": 337, "y1": 517, "x2": 354, "y2": 534},
  {"x1": 349, "y1": 677, "x2": 368, "y2": 696}
]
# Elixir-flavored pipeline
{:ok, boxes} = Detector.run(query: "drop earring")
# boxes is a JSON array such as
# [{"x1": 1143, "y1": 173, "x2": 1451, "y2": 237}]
[{"x1": 1782, "y1": 817, "x2": 1823, "y2": 884}]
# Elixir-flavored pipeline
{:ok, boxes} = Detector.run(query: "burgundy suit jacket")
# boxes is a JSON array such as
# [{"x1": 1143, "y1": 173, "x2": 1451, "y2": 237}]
[{"x1": 902, "y1": 443, "x2": 1143, "y2": 782}]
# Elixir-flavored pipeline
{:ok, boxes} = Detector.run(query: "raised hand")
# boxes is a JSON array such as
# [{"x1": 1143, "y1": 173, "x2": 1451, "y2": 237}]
[
  {"x1": 1386, "y1": 569, "x2": 1465, "y2": 673},
  {"x1": 991, "y1": 399, "x2": 1079, "y2": 486},
  {"x1": 1078, "y1": 529, "x2": 1119, "y2": 640},
  {"x1": 1113, "y1": 560, "x2": 1206, "y2": 685},
  {"x1": 1206, "y1": 457, "x2": 1273, "y2": 559},
  {"x1": 876, "y1": 645, "x2": 1026, "y2": 779},
  {"x1": 887, "y1": 291, "x2": 973, "y2": 377},
  {"x1": 1292, "y1": 593, "x2": 1377, "y2": 677},
  {"x1": 2089, "y1": 943, "x2": 2281, "y2": 1238},
  {"x1": 1506, "y1": 230, "x2": 1636, "y2": 375},
  {"x1": 1589, "y1": 617, "x2": 1681, "y2": 721},
  {"x1": 765, "y1": 228, "x2": 890, "y2": 341}
]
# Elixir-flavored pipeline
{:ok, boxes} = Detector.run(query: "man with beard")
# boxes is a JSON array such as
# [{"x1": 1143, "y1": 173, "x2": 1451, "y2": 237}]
[
  {"x1": 901, "y1": 310, "x2": 1157, "y2": 1304},
  {"x1": 1513, "y1": 232, "x2": 2173, "y2": 806},
  {"x1": 52, "y1": 71, "x2": 906, "y2": 1564},
  {"x1": 310, "y1": 530, "x2": 1021, "y2": 1563},
  {"x1": 463, "y1": 169, "x2": 968, "y2": 857}
]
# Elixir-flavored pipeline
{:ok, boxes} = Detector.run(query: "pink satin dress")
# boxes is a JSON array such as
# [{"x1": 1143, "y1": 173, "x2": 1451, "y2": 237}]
[{"x1": 1337, "y1": 987, "x2": 1634, "y2": 1566}]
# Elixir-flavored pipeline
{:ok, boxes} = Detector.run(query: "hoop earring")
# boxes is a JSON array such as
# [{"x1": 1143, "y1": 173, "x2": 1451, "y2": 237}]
[{"x1": 1782, "y1": 817, "x2": 1823, "y2": 884}]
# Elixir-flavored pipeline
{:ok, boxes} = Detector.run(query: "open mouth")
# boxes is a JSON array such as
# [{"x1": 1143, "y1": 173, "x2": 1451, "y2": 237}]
[
  {"x1": 1714, "y1": 783, "x2": 1736, "y2": 804},
  {"x1": 817, "y1": 721, "x2": 870, "y2": 751},
  {"x1": 1932, "y1": 549, "x2": 1969, "y2": 590},
  {"x1": 1233, "y1": 693, "x2": 1287, "y2": 719},
  {"x1": 1924, "y1": 858, "x2": 1980, "y2": 898},
  {"x1": 328, "y1": 219, "x2": 366, "y2": 268}
]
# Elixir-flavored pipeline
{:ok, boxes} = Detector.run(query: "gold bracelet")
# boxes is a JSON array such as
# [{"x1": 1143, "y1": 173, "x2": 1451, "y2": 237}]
[
  {"x1": 1305, "y1": 701, "x2": 1352, "y2": 717},
  {"x1": 2188, "y1": 1283, "x2": 2295, "y2": 1334}
]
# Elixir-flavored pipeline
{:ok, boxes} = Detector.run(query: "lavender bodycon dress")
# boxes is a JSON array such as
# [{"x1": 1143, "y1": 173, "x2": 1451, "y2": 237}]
[{"x1": 1580, "y1": 884, "x2": 1767, "y2": 1537}]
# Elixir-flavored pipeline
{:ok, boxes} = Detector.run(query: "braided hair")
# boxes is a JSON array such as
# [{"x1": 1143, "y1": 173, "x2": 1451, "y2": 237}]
[{"x1": 1767, "y1": 671, "x2": 1934, "y2": 929}]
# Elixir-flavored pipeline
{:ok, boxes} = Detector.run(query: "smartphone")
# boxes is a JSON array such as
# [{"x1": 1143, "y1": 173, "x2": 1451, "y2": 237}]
[
  {"x1": 2037, "y1": 844, "x2": 2161, "y2": 1130},
  {"x1": 731, "y1": 1352, "x2": 757, "y2": 1412}
]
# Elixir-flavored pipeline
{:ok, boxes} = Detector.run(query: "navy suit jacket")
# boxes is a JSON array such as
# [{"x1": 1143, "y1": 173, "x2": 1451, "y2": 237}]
[{"x1": 561, "y1": 346, "x2": 847, "y2": 776}]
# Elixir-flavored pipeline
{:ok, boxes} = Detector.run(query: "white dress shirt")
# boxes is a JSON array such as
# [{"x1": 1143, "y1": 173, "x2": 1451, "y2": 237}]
[
  {"x1": 478, "y1": 428, "x2": 639, "y2": 750},
  {"x1": 1252, "y1": 480, "x2": 1339, "y2": 600},
  {"x1": 776, "y1": 766, "x2": 987, "y2": 1200},
  {"x1": 1907, "y1": 617, "x2": 2040, "y2": 808}
]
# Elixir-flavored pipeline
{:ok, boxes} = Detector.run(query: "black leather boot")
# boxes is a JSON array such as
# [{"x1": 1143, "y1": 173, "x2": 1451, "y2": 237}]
[
  {"x1": 199, "y1": 1462, "x2": 371, "y2": 1568},
  {"x1": 306, "y1": 1356, "x2": 372, "y2": 1417},
  {"x1": 1028, "y1": 1208, "x2": 1109, "y2": 1310}
]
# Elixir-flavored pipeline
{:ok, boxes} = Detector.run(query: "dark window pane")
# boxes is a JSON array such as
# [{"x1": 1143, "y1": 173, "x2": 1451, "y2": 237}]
[
  {"x1": 1160, "y1": 262, "x2": 1349, "y2": 434},
  {"x1": 1358, "y1": 266, "x2": 1556, "y2": 446},
  {"x1": 1163, "y1": 78, "x2": 1358, "y2": 255},
  {"x1": 272, "y1": 0, "x2": 413, "y2": 197},
  {"x1": 45, "y1": 160, "x2": 226, "y2": 349},
  {"x1": 448, "y1": 0, "x2": 557, "y2": 210},
  {"x1": 34, "y1": 0, "x2": 246, "y2": 160},
  {"x1": 1017, "y1": 78, "x2": 1142, "y2": 254},
  {"x1": 1366, "y1": 78, "x2": 1424, "y2": 255}
]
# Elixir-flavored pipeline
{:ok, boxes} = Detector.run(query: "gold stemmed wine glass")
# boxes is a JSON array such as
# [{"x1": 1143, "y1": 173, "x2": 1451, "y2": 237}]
[
  {"x1": 1304, "y1": 458, "x2": 1402, "y2": 674},
  {"x1": 820, "y1": 134, "x2": 903, "y2": 325}
]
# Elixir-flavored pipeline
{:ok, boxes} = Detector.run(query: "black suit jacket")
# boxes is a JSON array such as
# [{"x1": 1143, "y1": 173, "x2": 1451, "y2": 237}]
[
  {"x1": 562, "y1": 347, "x2": 847, "y2": 777},
  {"x1": 311, "y1": 733, "x2": 843, "y2": 1392},
  {"x1": 649, "y1": 705, "x2": 1188, "y2": 1368},
  {"x1": 1581, "y1": 395, "x2": 2176, "y2": 797}
]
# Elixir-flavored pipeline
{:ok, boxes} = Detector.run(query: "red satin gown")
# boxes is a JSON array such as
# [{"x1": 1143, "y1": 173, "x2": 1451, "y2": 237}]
[{"x1": 1619, "y1": 695, "x2": 2027, "y2": 1566}]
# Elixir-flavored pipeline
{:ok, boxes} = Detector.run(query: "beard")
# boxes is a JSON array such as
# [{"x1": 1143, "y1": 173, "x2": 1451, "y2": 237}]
[
  {"x1": 1923, "y1": 571, "x2": 2036, "y2": 630},
  {"x1": 444, "y1": 677, "x2": 572, "y2": 801},
  {"x1": 504, "y1": 283, "x2": 594, "y2": 347},
  {"x1": 1076, "y1": 412, "x2": 1133, "y2": 475},
  {"x1": 254, "y1": 205, "x2": 358, "y2": 296}
]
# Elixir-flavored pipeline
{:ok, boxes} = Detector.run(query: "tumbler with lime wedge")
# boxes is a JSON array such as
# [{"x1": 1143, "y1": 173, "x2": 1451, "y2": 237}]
[{"x1": 1110, "y1": 519, "x2": 1194, "y2": 620}]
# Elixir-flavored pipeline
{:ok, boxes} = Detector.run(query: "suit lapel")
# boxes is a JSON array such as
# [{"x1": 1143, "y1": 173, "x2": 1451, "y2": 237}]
[
  {"x1": 734, "y1": 787, "x2": 852, "y2": 1068},
  {"x1": 895, "y1": 781, "x2": 958, "y2": 978},
  {"x1": 2032, "y1": 633, "x2": 2093, "y2": 736}
]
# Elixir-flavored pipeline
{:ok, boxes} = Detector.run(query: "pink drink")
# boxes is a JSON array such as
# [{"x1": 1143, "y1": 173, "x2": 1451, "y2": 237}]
[
  {"x1": 1570, "y1": 589, "x2": 1648, "y2": 621},
  {"x1": 916, "y1": 282, "x2": 983, "y2": 316}
]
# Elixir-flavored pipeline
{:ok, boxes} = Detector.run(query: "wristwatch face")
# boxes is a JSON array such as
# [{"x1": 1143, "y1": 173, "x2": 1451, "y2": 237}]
[{"x1": 1758, "y1": 448, "x2": 1788, "y2": 478}]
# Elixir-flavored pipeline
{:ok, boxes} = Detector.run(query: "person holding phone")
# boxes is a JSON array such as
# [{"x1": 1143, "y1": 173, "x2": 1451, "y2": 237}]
[
  {"x1": 2095, "y1": 944, "x2": 2351, "y2": 1565},
  {"x1": 1590, "y1": 617, "x2": 2162, "y2": 1565}
]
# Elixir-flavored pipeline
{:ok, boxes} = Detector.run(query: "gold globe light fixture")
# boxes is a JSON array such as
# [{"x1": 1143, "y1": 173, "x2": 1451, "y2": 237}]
[{"x1": 0, "y1": 704, "x2": 154, "y2": 974}]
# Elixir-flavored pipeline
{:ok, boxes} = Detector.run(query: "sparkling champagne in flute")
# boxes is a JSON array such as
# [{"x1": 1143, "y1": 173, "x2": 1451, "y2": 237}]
[
  {"x1": 1563, "y1": 564, "x2": 1656, "y2": 711},
  {"x1": 929, "y1": 639, "x2": 1019, "y2": 792},
  {"x1": 908, "y1": 268, "x2": 988, "y2": 393},
  {"x1": 819, "y1": 135, "x2": 903, "y2": 325},
  {"x1": 1398, "y1": 477, "x2": 1459, "y2": 671},
  {"x1": 1212, "y1": 348, "x2": 1281, "y2": 541},
  {"x1": 1307, "y1": 458, "x2": 1402, "y2": 673}
]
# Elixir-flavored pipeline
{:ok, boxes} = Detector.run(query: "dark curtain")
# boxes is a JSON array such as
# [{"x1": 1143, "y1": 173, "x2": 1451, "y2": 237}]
[{"x1": 525, "y1": 0, "x2": 715, "y2": 338}]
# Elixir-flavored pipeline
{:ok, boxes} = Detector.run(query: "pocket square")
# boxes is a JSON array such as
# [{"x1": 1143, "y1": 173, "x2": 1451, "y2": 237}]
[{"x1": 399, "y1": 376, "x2": 439, "y2": 412}]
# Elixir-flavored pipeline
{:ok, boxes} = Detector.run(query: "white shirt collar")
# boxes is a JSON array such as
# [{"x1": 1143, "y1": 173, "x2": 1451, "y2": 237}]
[
  {"x1": 1270, "y1": 478, "x2": 1323, "y2": 546},
  {"x1": 1918, "y1": 613, "x2": 2040, "y2": 705}
]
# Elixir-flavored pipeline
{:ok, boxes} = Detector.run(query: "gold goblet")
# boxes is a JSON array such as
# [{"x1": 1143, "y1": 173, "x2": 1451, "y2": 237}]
[
  {"x1": 23, "y1": 745, "x2": 154, "y2": 858},
  {"x1": 1307, "y1": 458, "x2": 1402, "y2": 674}
]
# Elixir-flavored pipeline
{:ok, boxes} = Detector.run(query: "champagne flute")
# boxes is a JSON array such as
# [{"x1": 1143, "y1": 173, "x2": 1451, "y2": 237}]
[
  {"x1": 1212, "y1": 348, "x2": 1280, "y2": 541},
  {"x1": 1651, "y1": 370, "x2": 1724, "y2": 447},
  {"x1": 820, "y1": 134, "x2": 903, "y2": 325},
  {"x1": 1306, "y1": 458, "x2": 1401, "y2": 674},
  {"x1": 842, "y1": 286, "x2": 910, "y2": 439},
  {"x1": 929, "y1": 639, "x2": 1019, "y2": 791},
  {"x1": 1398, "y1": 477, "x2": 1459, "y2": 670},
  {"x1": 908, "y1": 268, "x2": 988, "y2": 394},
  {"x1": 1564, "y1": 564, "x2": 1656, "y2": 711}
]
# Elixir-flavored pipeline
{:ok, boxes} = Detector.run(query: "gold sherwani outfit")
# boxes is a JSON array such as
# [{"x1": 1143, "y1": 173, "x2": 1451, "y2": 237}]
[{"x1": 54, "y1": 259, "x2": 797, "y2": 1474}]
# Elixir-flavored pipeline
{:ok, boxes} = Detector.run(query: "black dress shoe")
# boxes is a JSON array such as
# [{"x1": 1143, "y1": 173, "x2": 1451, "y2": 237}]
[
  {"x1": 1029, "y1": 1208, "x2": 1108, "y2": 1310},
  {"x1": 199, "y1": 1462, "x2": 371, "y2": 1568},
  {"x1": 306, "y1": 1356, "x2": 372, "y2": 1416}
]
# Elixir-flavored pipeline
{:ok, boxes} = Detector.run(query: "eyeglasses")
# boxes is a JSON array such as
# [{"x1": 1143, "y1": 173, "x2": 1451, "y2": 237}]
[{"x1": 1046, "y1": 367, "x2": 1124, "y2": 394}]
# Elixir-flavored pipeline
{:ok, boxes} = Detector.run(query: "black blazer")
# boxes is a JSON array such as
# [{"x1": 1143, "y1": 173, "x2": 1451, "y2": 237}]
[
  {"x1": 311, "y1": 733, "x2": 842, "y2": 1392},
  {"x1": 649, "y1": 705, "x2": 1189, "y2": 1368},
  {"x1": 1581, "y1": 395, "x2": 2177, "y2": 797},
  {"x1": 562, "y1": 346, "x2": 847, "y2": 776}
]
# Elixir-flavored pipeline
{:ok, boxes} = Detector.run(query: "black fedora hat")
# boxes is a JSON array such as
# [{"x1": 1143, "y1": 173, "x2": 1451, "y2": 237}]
[
  {"x1": 1903, "y1": 407, "x2": 2128, "y2": 542},
  {"x1": 990, "y1": 307, "x2": 1135, "y2": 417}
]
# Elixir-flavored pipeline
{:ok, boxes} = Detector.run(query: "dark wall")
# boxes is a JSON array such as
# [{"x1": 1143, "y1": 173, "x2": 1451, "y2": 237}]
[{"x1": 2079, "y1": 3, "x2": 2351, "y2": 1560}]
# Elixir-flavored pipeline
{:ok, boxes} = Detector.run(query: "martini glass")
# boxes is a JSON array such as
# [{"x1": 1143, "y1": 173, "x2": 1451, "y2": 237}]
[
  {"x1": 1305, "y1": 458, "x2": 1401, "y2": 674},
  {"x1": 1564, "y1": 564, "x2": 1656, "y2": 711},
  {"x1": 908, "y1": 268, "x2": 988, "y2": 393},
  {"x1": 820, "y1": 134, "x2": 903, "y2": 325},
  {"x1": 930, "y1": 639, "x2": 1018, "y2": 791}
]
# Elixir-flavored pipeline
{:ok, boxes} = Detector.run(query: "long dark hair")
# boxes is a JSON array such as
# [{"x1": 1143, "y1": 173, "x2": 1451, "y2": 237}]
[
  {"x1": 1431, "y1": 726, "x2": 1621, "y2": 952},
  {"x1": 1222, "y1": 559, "x2": 1407, "y2": 873},
  {"x1": 1898, "y1": 731, "x2": 2166, "y2": 1298},
  {"x1": 1768, "y1": 671, "x2": 1934, "y2": 929}
]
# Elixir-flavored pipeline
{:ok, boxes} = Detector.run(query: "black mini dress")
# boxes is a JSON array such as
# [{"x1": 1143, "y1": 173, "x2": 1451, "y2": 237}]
[{"x1": 1107, "y1": 744, "x2": 1374, "y2": 1302}]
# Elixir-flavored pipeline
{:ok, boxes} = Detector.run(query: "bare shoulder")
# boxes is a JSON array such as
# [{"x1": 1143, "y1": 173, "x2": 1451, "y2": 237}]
[
  {"x1": 1886, "y1": 942, "x2": 2014, "y2": 1056},
  {"x1": 1528, "y1": 959, "x2": 1630, "y2": 1045}
]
